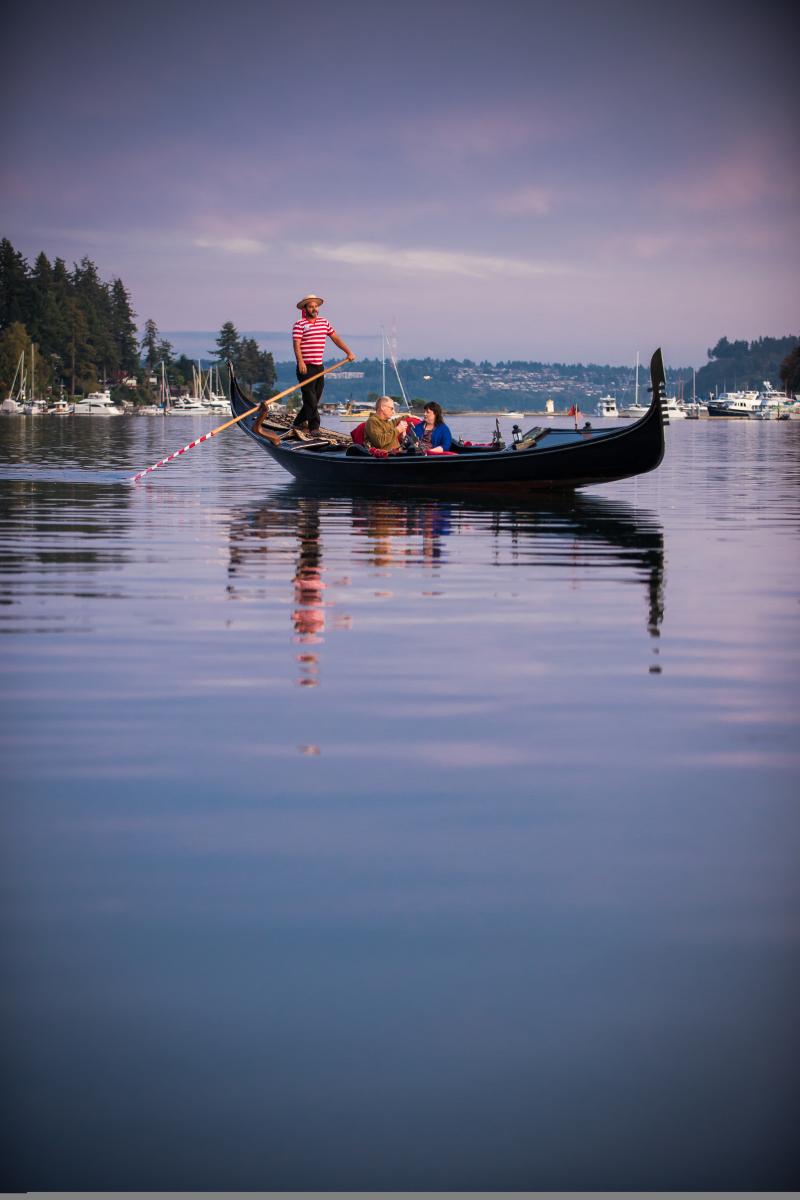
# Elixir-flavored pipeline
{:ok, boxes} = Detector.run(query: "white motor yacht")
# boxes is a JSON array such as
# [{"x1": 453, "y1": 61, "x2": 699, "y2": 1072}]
[
  {"x1": 752, "y1": 383, "x2": 793, "y2": 420},
  {"x1": 168, "y1": 396, "x2": 206, "y2": 414},
  {"x1": 73, "y1": 389, "x2": 122, "y2": 416},
  {"x1": 596, "y1": 395, "x2": 618, "y2": 418},
  {"x1": 663, "y1": 396, "x2": 687, "y2": 420},
  {"x1": 707, "y1": 390, "x2": 761, "y2": 418},
  {"x1": 203, "y1": 391, "x2": 230, "y2": 412}
]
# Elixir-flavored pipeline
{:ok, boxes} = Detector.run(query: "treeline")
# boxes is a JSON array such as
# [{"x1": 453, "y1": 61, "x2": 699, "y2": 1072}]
[
  {"x1": 696, "y1": 335, "x2": 800, "y2": 396},
  {"x1": 139, "y1": 318, "x2": 277, "y2": 399},
  {"x1": 0, "y1": 237, "x2": 277, "y2": 402},
  {"x1": 0, "y1": 237, "x2": 139, "y2": 398}
]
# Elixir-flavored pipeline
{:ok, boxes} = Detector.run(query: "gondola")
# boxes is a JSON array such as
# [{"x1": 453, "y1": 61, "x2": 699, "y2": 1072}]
[{"x1": 230, "y1": 348, "x2": 667, "y2": 493}]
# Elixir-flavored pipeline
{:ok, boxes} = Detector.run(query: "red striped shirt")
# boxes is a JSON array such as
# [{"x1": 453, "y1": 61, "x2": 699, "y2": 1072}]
[{"x1": 292, "y1": 316, "x2": 336, "y2": 366}]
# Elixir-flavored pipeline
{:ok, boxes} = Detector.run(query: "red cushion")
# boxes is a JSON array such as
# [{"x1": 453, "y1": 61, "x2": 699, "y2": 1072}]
[{"x1": 351, "y1": 422, "x2": 366, "y2": 445}]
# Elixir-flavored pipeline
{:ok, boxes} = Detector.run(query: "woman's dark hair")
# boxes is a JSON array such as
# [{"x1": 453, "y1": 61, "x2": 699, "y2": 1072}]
[{"x1": 424, "y1": 401, "x2": 444, "y2": 426}]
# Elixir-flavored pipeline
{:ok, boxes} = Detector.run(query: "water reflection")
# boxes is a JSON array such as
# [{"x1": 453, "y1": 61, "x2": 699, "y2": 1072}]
[
  {"x1": 226, "y1": 487, "x2": 665, "y2": 687},
  {"x1": 351, "y1": 497, "x2": 453, "y2": 568},
  {"x1": 0, "y1": 476, "x2": 132, "y2": 624}
]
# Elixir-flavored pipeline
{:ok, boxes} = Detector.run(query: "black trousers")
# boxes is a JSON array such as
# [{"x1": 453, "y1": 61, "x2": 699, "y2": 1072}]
[{"x1": 294, "y1": 365, "x2": 325, "y2": 430}]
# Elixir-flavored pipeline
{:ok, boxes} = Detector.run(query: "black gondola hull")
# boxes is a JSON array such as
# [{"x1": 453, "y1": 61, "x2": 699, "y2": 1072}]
[{"x1": 230, "y1": 349, "x2": 666, "y2": 494}]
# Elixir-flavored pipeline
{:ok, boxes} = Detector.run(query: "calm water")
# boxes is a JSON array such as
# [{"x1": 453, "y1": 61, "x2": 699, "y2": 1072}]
[{"x1": 1, "y1": 413, "x2": 799, "y2": 1190}]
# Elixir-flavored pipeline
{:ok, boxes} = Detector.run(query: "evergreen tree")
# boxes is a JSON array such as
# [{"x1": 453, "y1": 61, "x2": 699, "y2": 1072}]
[
  {"x1": 237, "y1": 336, "x2": 263, "y2": 387},
  {"x1": 0, "y1": 237, "x2": 151, "y2": 394},
  {"x1": 65, "y1": 297, "x2": 91, "y2": 396},
  {"x1": 172, "y1": 354, "x2": 196, "y2": 387},
  {"x1": 780, "y1": 345, "x2": 800, "y2": 394},
  {"x1": 28, "y1": 252, "x2": 69, "y2": 369},
  {"x1": 72, "y1": 256, "x2": 118, "y2": 384},
  {"x1": 696, "y1": 334, "x2": 799, "y2": 394},
  {"x1": 258, "y1": 348, "x2": 276, "y2": 396},
  {"x1": 0, "y1": 321, "x2": 30, "y2": 396},
  {"x1": 140, "y1": 318, "x2": 160, "y2": 370},
  {"x1": 0, "y1": 238, "x2": 31, "y2": 329},
  {"x1": 213, "y1": 321, "x2": 240, "y2": 365},
  {"x1": 49, "y1": 258, "x2": 74, "y2": 387},
  {"x1": 110, "y1": 278, "x2": 139, "y2": 374}
]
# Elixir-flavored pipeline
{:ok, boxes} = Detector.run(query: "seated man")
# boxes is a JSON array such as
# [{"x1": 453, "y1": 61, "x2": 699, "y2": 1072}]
[{"x1": 363, "y1": 396, "x2": 409, "y2": 452}]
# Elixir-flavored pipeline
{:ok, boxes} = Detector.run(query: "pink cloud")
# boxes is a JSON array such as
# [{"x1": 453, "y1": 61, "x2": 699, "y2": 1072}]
[
  {"x1": 395, "y1": 105, "x2": 583, "y2": 167},
  {"x1": 494, "y1": 184, "x2": 553, "y2": 216},
  {"x1": 658, "y1": 143, "x2": 799, "y2": 214}
]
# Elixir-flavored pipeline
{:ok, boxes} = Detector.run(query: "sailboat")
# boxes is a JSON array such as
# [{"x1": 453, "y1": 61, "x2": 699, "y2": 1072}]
[
  {"x1": 685, "y1": 370, "x2": 702, "y2": 419},
  {"x1": 22, "y1": 345, "x2": 48, "y2": 415},
  {"x1": 339, "y1": 326, "x2": 414, "y2": 420},
  {"x1": 137, "y1": 361, "x2": 170, "y2": 414},
  {"x1": 382, "y1": 324, "x2": 414, "y2": 416},
  {"x1": 169, "y1": 363, "x2": 207, "y2": 413},
  {"x1": 204, "y1": 365, "x2": 230, "y2": 411},
  {"x1": 621, "y1": 353, "x2": 648, "y2": 418},
  {"x1": 1, "y1": 351, "x2": 26, "y2": 415}
]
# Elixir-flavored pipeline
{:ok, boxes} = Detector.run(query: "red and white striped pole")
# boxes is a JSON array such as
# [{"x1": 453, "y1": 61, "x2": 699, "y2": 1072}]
[{"x1": 129, "y1": 359, "x2": 350, "y2": 484}]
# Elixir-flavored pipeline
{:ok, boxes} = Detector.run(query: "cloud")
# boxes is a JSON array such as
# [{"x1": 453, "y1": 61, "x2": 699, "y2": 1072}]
[
  {"x1": 308, "y1": 241, "x2": 571, "y2": 279},
  {"x1": 658, "y1": 143, "x2": 799, "y2": 215},
  {"x1": 193, "y1": 236, "x2": 269, "y2": 255},
  {"x1": 494, "y1": 185, "x2": 553, "y2": 216},
  {"x1": 601, "y1": 215, "x2": 796, "y2": 263},
  {"x1": 397, "y1": 107, "x2": 580, "y2": 165}
]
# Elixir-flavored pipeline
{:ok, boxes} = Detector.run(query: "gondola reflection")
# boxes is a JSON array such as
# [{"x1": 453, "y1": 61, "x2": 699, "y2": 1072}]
[{"x1": 227, "y1": 486, "x2": 665, "y2": 686}]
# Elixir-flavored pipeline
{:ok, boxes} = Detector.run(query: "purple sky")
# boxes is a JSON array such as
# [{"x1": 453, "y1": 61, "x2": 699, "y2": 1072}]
[{"x1": 3, "y1": 0, "x2": 798, "y2": 366}]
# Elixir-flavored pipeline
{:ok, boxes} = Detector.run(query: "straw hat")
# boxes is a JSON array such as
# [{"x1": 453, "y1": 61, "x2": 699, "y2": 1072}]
[{"x1": 297, "y1": 294, "x2": 324, "y2": 310}]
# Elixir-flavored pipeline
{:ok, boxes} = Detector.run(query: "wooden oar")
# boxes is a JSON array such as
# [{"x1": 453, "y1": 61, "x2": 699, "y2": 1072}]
[{"x1": 129, "y1": 358, "x2": 351, "y2": 483}]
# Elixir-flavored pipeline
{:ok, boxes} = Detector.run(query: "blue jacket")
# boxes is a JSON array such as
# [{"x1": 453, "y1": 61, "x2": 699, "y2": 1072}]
[{"x1": 415, "y1": 421, "x2": 452, "y2": 451}]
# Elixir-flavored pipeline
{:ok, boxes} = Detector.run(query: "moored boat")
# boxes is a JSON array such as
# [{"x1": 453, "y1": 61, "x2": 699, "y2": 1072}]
[
  {"x1": 707, "y1": 389, "x2": 761, "y2": 417},
  {"x1": 595, "y1": 395, "x2": 618, "y2": 418},
  {"x1": 339, "y1": 406, "x2": 374, "y2": 421},
  {"x1": 73, "y1": 389, "x2": 122, "y2": 415},
  {"x1": 168, "y1": 396, "x2": 206, "y2": 414},
  {"x1": 230, "y1": 348, "x2": 668, "y2": 494},
  {"x1": 23, "y1": 397, "x2": 49, "y2": 415},
  {"x1": 663, "y1": 396, "x2": 687, "y2": 420}
]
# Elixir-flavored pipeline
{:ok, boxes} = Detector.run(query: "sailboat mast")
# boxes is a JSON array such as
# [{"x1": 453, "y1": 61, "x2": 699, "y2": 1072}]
[
  {"x1": 634, "y1": 351, "x2": 639, "y2": 407},
  {"x1": 381, "y1": 327, "x2": 386, "y2": 396}
]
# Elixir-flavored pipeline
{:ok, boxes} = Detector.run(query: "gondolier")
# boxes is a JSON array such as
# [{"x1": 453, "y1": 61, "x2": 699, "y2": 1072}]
[{"x1": 292, "y1": 294, "x2": 355, "y2": 435}]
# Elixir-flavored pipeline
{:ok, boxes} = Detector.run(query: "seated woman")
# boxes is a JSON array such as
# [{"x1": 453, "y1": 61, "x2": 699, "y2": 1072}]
[
  {"x1": 363, "y1": 396, "x2": 409, "y2": 451},
  {"x1": 416, "y1": 401, "x2": 452, "y2": 453}
]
